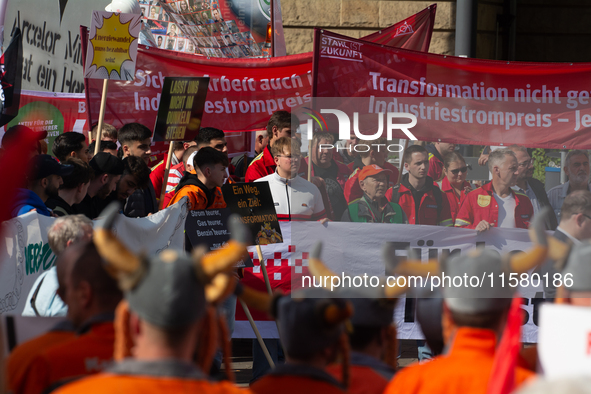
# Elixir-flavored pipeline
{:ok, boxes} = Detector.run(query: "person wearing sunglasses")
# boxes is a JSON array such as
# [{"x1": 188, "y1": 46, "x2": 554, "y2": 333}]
[
  {"x1": 508, "y1": 145, "x2": 558, "y2": 230},
  {"x1": 441, "y1": 152, "x2": 472, "y2": 222}
]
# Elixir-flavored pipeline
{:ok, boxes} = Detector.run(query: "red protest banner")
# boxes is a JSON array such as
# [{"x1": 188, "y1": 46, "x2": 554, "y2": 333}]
[
  {"x1": 85, "y1": 5, "x2": 436, "y2": 133},
  {"x1": 312, "y1": 28, "x2": 591, "y2": 149},
  {"x1": 5, "y1": 90, "x2": 88, "y2": 152}
]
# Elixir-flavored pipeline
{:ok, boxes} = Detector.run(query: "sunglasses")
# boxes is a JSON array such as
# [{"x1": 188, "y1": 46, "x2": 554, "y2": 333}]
[{"x1": 450, "y1": 166, "x2": 469, "y2": 175}]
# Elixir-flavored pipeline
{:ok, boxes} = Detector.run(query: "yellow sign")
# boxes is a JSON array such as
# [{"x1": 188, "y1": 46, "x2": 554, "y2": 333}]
[
  {"x1": 84, "y1": 11, "x2": 141, "y2": 81},
  {"x1": 477, "y1": 195, "x2": 491, "y2": 208}
]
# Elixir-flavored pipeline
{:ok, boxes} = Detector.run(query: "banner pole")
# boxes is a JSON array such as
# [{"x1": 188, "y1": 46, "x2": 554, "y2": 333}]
[
  {"x1": 158, "y1": 143, "x2": 175, "y2": 210},
  {"x1": 398, "y1": 139, "x2": 409, "y2": 184},
  {"x1": 239, "y1": 299, "x2": 275, "y2": 368},
  {"x1": 94, "y1": 80, "x2": 109, "y2": 155},
  {"x1": 255, "y1": 245, "x2": 273, "y2": 296}
]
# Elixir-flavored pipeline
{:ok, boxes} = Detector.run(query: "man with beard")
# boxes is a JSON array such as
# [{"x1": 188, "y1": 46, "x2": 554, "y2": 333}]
[
  {"x1": 73, "y1": 153, "x2": 124, "y2": 220},
  {"x1": 548, "y1": 149, "x2": 591, "y2": 222},
  {"x1": 509, "y1": 145, "x2": 557, "y2": 229},
  {"x1": 11, "y1": 155, "x2": 73, "y2": 218}
]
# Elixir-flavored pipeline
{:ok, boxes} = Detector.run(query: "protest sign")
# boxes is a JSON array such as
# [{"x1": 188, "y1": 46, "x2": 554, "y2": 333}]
[
  {"x1": 185, "y1": 207, "x2": 254, "y2": 267},
  {"x1": 140, "y1": 0, "x2": 274, "y2": 59},
  {"x1": 538, "y1": 304, "x2": 591, "y2": 379},
  {"x1": 222, "y1": 182, "x2": 282, "y2": 245},
  {"x1": 235, "y1": 222, "x2": 548, "y2": 342},
  {"x1": 85, "y1": 6, "x2": 436, "y2": 131},
  {"x1": 0, "y1": 198, "x2": 188, "y2": 316},
  {"x1": 153, "y1": 77, "x2": 209, "y2": 141},
  {"x1": 3, "y1": 90, "x2": 88, "y2": 155},
  {"x1": 84, "y1": 11, "x2": 141, "y2": 81},
  {"x1": 4, "y1": 0, "x2": 112, "y2": 93},
  {"x1": 312, "y1": 28, "x2": 591, "y2": 149}
]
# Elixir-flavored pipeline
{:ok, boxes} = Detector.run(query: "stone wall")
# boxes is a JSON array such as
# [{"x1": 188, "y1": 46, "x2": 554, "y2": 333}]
[
  {"x1": 282, "y1": 0, "x2": 457, "y2": 55},
  {"x1": 281, "y1": 0, "x2": 591, "y2": 62}
]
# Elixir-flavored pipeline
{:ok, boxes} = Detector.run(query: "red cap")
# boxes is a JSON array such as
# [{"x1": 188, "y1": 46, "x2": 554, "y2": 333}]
[{"x1": 358, "y1": 164, "x2": 392, "y2": 182}]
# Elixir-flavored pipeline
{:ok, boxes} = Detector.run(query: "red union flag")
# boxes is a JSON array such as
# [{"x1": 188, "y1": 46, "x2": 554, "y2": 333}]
[
  {"x1": 85, "y1": 5, "x2": 436, "y2": 133},
  {"x1": 312, "y1": 28, "x2": 591, "y2": 149}
]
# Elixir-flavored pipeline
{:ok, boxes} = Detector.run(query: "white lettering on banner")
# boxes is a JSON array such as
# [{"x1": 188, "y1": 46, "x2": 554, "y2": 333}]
[
  {"x1": 0, "y1": 198, "x2": 188, "y2": 315},
  {"x1": 320, "y1": 36, "x2": 363, "y2": 62},
  {"x1": 234, "y1": 222, "x2": 547, "y2": 342}
]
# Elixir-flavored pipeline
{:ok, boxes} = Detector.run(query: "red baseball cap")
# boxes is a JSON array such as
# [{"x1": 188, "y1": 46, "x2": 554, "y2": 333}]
[{"x1": 358, "y1": 164, "x2": 392, "y2": 182}]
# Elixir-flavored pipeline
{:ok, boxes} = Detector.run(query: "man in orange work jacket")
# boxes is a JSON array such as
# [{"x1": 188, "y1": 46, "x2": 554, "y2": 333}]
[
  {"x1": 166, "y1": 147, "x2": 228, "y2": 210},
  {"x1": 54, "y1": 201, "x2": 251, "y2": 394},
  {"x1": 455, "y1": 149, "x2": 533, "y2": 230},
  {"x1": 383, "y1": 234, "x2": 550, "y2": 394},
  {"x1": 20, "y1": 241, "x2": 122, "y2": 394},
  {"x1": 251, "y1": 290, "x2": 351, "y2": 394}
]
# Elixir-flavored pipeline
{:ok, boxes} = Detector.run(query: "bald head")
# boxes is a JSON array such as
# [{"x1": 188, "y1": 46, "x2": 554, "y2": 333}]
[{"x1": 58, "y1": 241, "x2": 122, "y2": 328}]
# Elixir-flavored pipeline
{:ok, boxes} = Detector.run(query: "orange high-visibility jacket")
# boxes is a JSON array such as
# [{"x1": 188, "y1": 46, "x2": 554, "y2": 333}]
[
  {"x1": 21, "y1": 319, "x2": 115, "y2": 394},
  {"x1": 7, "y1": 326, "x2": 75, "y2": 394},
  {"x1": 384, "y1": 327, "x2": 535, "y2": 394},
  {"x1": 251, "y1": 364, "x2": 346, "y2": 394},
  {"x1": 53, "y1": 359, "x2": 249, "y2": 394}
]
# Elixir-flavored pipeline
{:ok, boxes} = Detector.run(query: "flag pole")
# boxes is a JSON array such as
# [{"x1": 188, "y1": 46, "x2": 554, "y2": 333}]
[
  {"x1": 239, "y1": 299, "x2": 275, "y2": 368},
  {"x1": 94, "y1": 80, "x2": 109, "y2": 155},
  {"x1": 255, "y1": 245, "x2": 273, "y2": 296},
  {"x1": 158, "y1": 143, "x2": 175, "y2": 210}
]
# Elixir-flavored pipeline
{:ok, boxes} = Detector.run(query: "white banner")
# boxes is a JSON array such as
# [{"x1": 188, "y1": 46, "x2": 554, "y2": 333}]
[
  {"x1": 0, "y1": 199, "x2": 188, "y2": 315},
  {"x1": 4, "y1": 0, "x2": 112, "y2": 93},
  {"x1": 235, "y1": 222, "x2": 546, "y2": 343}
]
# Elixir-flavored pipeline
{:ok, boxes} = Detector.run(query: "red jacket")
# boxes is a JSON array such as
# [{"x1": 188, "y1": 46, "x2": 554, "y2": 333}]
[
  {"x1": 245, "y1": 145, "x2": 275, "y2": 183},
  {"x1": 149, "y1": 159, "x2": 166, "y2": 199},
  {"x1": 298, "y1": 157, "x2": 351, "y2": 190},
  {"x1": 454, "y1": 182, "x2": 533, "y2": 229},
  {"x1": 426, "y1": 145, "x2": 444, "y2": 182},
  {"x1": 385, "y1": 174, "x2": 453, "y2": 226},
  {"x1": 441, "y1": 177, "x2": 471, "y2": 221},
  {"x1": 344, "y1": 161, "x2": 400, "y2": 203}
]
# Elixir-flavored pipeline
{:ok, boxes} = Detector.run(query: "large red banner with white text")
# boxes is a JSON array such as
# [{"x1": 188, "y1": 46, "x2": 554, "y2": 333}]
[
  {"x1": 312, "y1": 29, "x2": 591, "y2": 149},
  {"x1": 85, "y1": 5, "x2": 436, "y2": 133}
]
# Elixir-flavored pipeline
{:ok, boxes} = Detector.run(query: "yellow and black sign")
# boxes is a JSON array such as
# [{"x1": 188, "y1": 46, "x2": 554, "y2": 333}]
[{"x1": 153, "y1": 77, "x2": 209, "y2": 142}]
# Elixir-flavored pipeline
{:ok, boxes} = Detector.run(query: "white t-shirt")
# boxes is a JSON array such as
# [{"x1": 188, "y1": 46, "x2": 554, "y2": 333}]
[{"x1": 493, "y1": 192, "x2": 516, "y2": 228}]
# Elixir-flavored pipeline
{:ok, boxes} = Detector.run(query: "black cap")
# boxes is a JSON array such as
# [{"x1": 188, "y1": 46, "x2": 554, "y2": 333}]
[
  {"x1": 27, "y1": 154, "x2": 74, "y2": 180},
  {"x1": 90, "y1": 152, "x2": 124, "y2": 176}
]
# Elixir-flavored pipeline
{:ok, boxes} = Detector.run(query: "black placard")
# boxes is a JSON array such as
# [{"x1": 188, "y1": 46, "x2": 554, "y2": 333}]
[
  {"x1": 185, "y1": 208, "x2": 253, "y2": 268},
  {"x1": 153, "y1": 77, "x2": 209, "y2": 142},
  {"x1": 221, "y1": 182, "x2": 283, "y2": 245}
]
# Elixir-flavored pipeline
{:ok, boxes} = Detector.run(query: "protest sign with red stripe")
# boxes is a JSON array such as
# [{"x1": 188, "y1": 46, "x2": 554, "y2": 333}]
[
  {"x1": 85, "y1": 5, "x2": 436, "y2": 133},
  {"x1": 312, "y1": 28, "x2": 591, "y2": 149}
]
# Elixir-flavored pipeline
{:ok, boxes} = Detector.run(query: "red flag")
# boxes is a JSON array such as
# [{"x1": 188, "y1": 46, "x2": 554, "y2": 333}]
[{"x1": 486, "y1": 296, "x2": 524, "y2": 394}]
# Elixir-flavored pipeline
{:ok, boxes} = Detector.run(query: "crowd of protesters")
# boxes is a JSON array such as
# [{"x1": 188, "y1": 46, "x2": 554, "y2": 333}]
[{"x1": 2, "y1": 109, "x2": 591, "y2": 394}]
